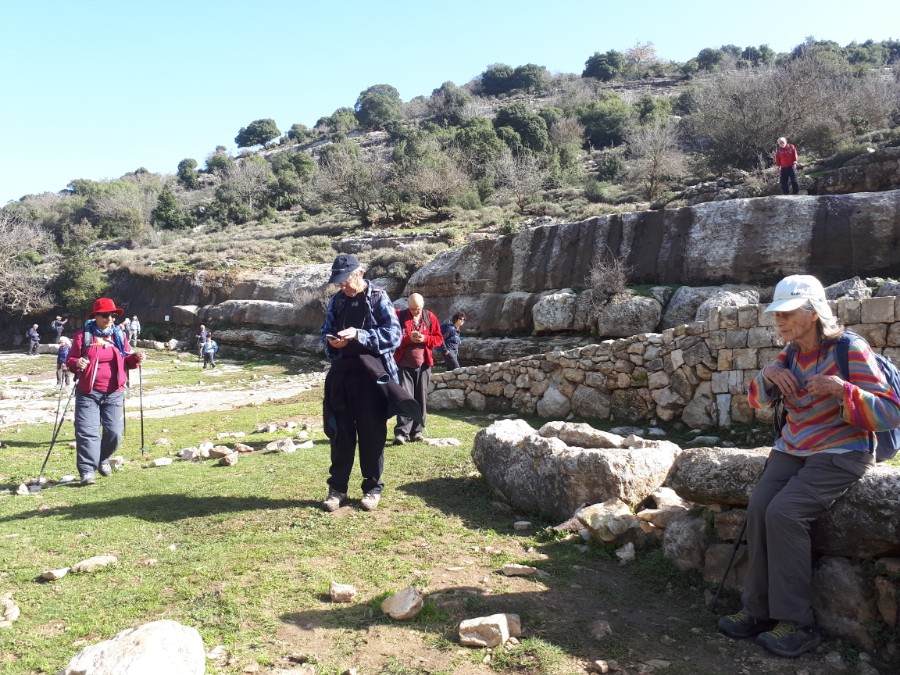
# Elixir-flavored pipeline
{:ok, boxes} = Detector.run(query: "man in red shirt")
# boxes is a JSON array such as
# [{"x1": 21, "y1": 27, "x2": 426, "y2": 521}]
[
  {"x1": 775, "y1": 137, "x2": 800, "y2": 195},
  {"x1": 393, "y1": 293, "x2": 443, "y2": 444}
]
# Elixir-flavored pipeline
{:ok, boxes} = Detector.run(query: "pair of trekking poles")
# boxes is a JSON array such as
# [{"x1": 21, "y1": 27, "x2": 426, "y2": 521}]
[{"x1": 38, "y1": 365, "x2": 148, "y2": 482}]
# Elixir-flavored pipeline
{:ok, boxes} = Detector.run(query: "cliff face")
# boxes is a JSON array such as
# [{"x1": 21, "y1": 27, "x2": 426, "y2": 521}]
[{"x1": 91, "y1": 190, "x2": 900, "y2": 347}]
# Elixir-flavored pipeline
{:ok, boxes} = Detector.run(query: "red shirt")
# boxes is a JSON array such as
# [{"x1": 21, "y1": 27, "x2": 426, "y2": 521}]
[
  {"x1": 393, "y1": 309, "x2": 443, "y2": 368},
  {"x1": 775, "y1": 144, "x2": 798, "y2": 168}
]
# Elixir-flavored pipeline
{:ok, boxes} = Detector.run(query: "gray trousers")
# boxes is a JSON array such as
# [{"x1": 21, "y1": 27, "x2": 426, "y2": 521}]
[
  {"x1": 742, "y1": 449, "x2": 873, "y2": 625},
  {"x1": 74, "y1": 389, "x2": 124, "y2": 477},
  {"x1": 394, "y1": 365, "x2": 430, "y2": 438}
]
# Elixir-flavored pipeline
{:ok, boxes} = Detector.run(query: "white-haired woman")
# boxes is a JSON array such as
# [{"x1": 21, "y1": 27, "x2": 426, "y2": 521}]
[
  {"x1": 717, "y1": 274, "x2": 900, "y2": 657},
  {"x1": 56, "y1": 336, "x2": 72, "y2": 387}
]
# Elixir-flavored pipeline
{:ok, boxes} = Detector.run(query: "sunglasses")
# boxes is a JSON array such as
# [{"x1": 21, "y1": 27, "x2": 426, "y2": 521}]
[{"x1": 95, "y1": 313, "x2": 117, "y2": 319}]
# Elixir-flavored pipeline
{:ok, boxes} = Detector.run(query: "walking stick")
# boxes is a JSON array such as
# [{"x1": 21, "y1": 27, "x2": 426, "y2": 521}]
[
  {"x1": 139, "y1": 363, "x2": 147, "y2": 456},
  {"x1": 38, "y1": 380, "x2": 78, "y2": 481}
]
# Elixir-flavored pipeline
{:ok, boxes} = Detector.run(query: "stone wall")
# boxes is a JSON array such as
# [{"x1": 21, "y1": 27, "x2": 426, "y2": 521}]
[{"x1": 430, "y1": 294, "x2": 900, "y2": 428}]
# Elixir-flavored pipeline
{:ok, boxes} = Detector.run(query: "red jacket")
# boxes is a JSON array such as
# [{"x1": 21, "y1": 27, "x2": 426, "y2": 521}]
[
  {"x1": 775, "y1": 144, "x2": 798, "y2": 168},
  {"x1": 393, "y1": 309, "x2": 443, "y2": 367},
  {"x1": 67, "y1": 327, "x2": 140, "y2": 394}
]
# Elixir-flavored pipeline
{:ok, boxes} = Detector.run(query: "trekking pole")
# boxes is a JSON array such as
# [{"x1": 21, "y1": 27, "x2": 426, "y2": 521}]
[
  {"x1": 38, "y1": 380, "x2": 78, "y2": 481},
  {"x1": 139, "y1": 363, "x2": 147, "y2": 456},
  {"x1": 709, "y1": 518, "x2": 748, "y2": 613}
]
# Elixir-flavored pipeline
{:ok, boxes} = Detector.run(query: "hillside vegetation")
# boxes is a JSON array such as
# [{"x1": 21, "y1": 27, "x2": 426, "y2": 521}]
[{"x1": 2, "y1": 37, "x2": 900, "y2": 318}]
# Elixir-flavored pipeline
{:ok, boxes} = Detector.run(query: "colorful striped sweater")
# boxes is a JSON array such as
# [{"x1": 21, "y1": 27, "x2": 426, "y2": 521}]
[{"x1": 748, "y1": 335, "x2": 900, "y2": 455}]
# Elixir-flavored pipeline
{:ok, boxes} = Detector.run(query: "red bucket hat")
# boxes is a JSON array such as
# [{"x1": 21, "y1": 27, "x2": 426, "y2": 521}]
[{"x1": 89, "y1": 297, "x2": 125, "y2": 318}]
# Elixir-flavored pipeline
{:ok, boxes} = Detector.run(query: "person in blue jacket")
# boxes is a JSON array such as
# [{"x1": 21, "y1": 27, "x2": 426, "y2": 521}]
[
  {"x1": 437, "y1": 311, "x2": 466, "y2": 371},
  {"x1": 202, "y1": 335, "x2": 219, "y2": 369}
]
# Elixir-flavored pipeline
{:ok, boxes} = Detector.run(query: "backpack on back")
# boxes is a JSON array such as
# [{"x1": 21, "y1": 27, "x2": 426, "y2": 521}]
[{"x1": 777, "y1": 332, "x2": 900, "y2": 462}]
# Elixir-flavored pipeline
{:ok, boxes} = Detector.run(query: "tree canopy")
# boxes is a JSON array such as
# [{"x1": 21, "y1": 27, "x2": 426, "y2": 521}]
[{"x1": 235, "y1": 119, "x2": 281, "y2": 149}]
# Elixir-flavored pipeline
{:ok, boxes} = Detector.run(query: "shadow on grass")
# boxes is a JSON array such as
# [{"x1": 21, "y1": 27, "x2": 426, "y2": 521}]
[{"x1": 0, "y1": 493, "x2": 317, "y2": 523}]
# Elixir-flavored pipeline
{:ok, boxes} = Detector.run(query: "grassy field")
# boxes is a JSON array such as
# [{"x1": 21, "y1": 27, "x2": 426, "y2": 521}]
[{"x1": 0, "y1": 355, "x2": 879, "y2": 675}]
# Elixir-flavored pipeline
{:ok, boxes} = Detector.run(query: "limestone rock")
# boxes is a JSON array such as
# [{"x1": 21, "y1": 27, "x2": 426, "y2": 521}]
[
  {"x1": 532, "y1": 289, "x2": 577, "y2": 333},
  {"x1": 427, "y1": 388, "x2": 465, "y2": 410},
  {"x1": 0, "y1": 594, "x2": 20, "y2": 628},
  {"x1": 662, "y1": 516, "x2": 708, "y2": 572},
  {"x1": 538, "y1": 421, "x2": 625, "y2": 449},
  {"x1": 234, "y1": 443, "x2": 255, "y2": 453},
  {"x1": 42, "y1": 567, "x2": 70, "y2": 581},
  {"x1": 578, "y1": 499, "x2": 641, "y2": 544},
  {"x1": 218, "y1": 452, "x2": 239, "y2": 466},
  {"x1": 615, "y1": 542, "x2": 636, "y2": 563},
  {"x1": 381, "y1": 586, "x2": 423, "y2": 621},
  {"x1": 459, "y1": 613, "x2": 521, "y2": 648},
  {"x1": 473, "y1": 420, "x2": 676, "y2": 521},
  {"x1": 596, "y1": 295, "x2": 662, "y2": 338},
  {"x1": 207, "y1": 445, "x2": 232, "y2": 459},
  {"x1": 500, "y1": 564, "x2": 537, "y2": 576},
  {"x1": 108, "y1": 456, "x2": 125, "y2": 469},
  {"x1": 666, "y1": 447, "x2": 768, "y2": 506},
  {"x1": 58, "y1": 619, "x2": 205, "y2": 675},
  {"x1": 152, "y1": 457, "x2": 173, "y2": 467},
  {"x1": 695, "y1": 289, "x2": 759, "y2": 323},
  {"x1": 329, "y1": 582, "x2": 357, "y2": 603},
  {"x1": 812, "y1": 557, "x2": 880, "y2": 650},
  {"x1": 71, "y1": 555, "x2": 118, "y2": 573},
  {"x1": 179, "y1": 447, "x2": 201, "y2": 461}
]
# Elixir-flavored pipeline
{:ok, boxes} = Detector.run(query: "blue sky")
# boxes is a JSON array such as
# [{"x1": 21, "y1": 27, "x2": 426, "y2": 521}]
[{"x1": 1, "y1": 0, "x2": 898, "y2": 205}]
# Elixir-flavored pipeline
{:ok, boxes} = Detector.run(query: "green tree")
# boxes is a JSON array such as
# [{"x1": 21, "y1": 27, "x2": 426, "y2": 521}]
[
  {"x1": 151, "y1": 185, "x2": 193, "y2": 230},
  {"x1": 582, "y1": 50, "x2": 624, "y2": 81},
  {"x1": 235, "y1": 118, "x2": 281, "y2": 149},
  {"x1": 314, "y1": 107, "x2": 358, "y2": 135},
  {"x1": 287, "y1": 123, "x2": 312, "y2": 143},
  {"x1": 206, "y1": 147, "x2": 234, "y2": 174},
  {"x1": 176, "y1": 158, "x2": 200, "y2": 190},
  {"x1": 493, "y1": 104, "x2": 551, "y2": 153},
  {"x1": 634, "y1": 95, "x2": 673, "y2": 125},
  {"x1": 452, "y1": 116, "x2": 506, "y2": 179},
  {"x1": 512, "y1": 63, "x2": 551, "y2": 93},
  {"x1": 55, "y1": 250, "x2": 108, "y2": 317},
  {"x1": 570, "y1": 94, "x2": 632, "y2": 147},
  {"x1": 479, "y1": 63, "x2": 515, "y2": 95},
  {"x1": 428, "y1": 81, "x2": 472, "y2": 126},
  {"x1": 355, "y1": 84, "x2": 402, "y2": 129},
  {"x1": 696, "y1": 48, "x2": 724, "y2": 71}
]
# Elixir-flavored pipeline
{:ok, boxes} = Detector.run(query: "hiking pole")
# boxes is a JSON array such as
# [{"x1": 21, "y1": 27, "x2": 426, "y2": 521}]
[
  {"x1": 709, "y1": 518, "x2": 748, "y2": 613},
  {"x1": 139, "y1": 363, "x2": 147, "y2": 456},
  {"x1": 38, "y1": 380, "x2": 78, "y2": 481}
]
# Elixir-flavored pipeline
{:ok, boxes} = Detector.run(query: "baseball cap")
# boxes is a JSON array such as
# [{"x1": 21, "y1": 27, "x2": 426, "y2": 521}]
[
  {"x1": 765, "y1": 275, "x2": 834, "y2": 319},
  {"x1": 328, "y1": 254, "x2": 361, "y2": 284}
]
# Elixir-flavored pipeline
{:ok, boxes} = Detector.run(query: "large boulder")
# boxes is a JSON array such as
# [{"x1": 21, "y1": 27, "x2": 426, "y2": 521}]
[
  {"x1": 812, "y1": 557, "x2": 881, "y2": 650},
  {"x1": 58, "y1": 620, "x2": 205, "y2": 675},
  {"x1": 596, "y1": 295, "x2": 662, "y2": 338},
  {"x1": 532, "y1": 289, "x2": 577, "y2": 333},
  {"x1": 666, "y1": 447, "x2": 769, "y2": 505},
  {"x1": 472, "y1": 419, "x2": 677, "y2": 521},
  {"x1": 659, "y1": 286, "x2": 725, "y2": 330},
  {"x1": 695, "y1": 289, "x2": 759, "y2": 323}
]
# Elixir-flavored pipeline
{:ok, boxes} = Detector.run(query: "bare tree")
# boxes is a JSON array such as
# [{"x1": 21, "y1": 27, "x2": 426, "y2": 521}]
[
  {"x1": 549, "y1": 117, "x2": 587, "y2": 148},
  {"x1": 223, "y1": 158, "x2": 274, "y2": 210},
  {"x1": 396, "y1": 151, "x2": 470, "y2": 215},
  {"x1": 314, "y1": 144, "x2": 391, "y2": 225},
  {"x1": 493, "y1": 150, "x2": 546, "y2": 212},
  {"x1": 0, "y1": 212, "x2": 53, "y2": 315},
  {"x1": 626, "y1": 121, "x2": 689, "y2": 199}
]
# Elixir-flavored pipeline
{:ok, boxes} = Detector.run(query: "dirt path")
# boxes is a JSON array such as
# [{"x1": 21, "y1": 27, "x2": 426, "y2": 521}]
[{"x1": 0, "y1": 351, "x2": 325, "y2": 429}]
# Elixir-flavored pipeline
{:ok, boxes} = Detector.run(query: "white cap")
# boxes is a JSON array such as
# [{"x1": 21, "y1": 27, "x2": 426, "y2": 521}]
[{"x1": 765, "y1": 275, "x2": 834, "y2": 320}]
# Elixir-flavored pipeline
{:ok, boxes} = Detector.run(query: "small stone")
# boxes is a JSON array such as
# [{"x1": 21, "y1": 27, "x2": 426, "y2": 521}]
[
  {"x1": 59, "y1": 475, "x2": 77, "y2": 483},
  {"x1": 218, "y1": 452, "x2": 239, "y2": 467},
  {"x1": 68, "y1": 441, "x2": 77, "y2": 448},
  {"x1": 206, "y1": 645, "x2": 228, "y2": 663},
  {"x1": 207, "y1": 445, "x2": 232, "y2": 459},
  {"x1": 295, "y1": 430, "x2": 310, "y2": 440},
  {"x1": 329, "y1": 582, "x2": 357, "y2": 603},
  {"x1": 108, "y1": 456, "x2": 125, "y2": 468},
  {"x1": 0, "y1": 595, "x2": 21, "y2": 627},
  {"x1": 234, "y1": 443, "x2": 254, "y2": 453},
  {"x1": 296, "y1": 440, "x2": 314, "y2": 449},
  {"x1": 71, "y1": 555, "x2": 117, "y2": 573},
  {"x1": 42, "y1": 567, "x2": 70, "y2": 581},
  {"x1": 513, "y1": 521, "x2": 531, "y2": 530},
  {"x1": 381, "y1": 586, "x2": 423, "y2": 620},
  {"x1": 823, "y1": 651, "x2": 846, "y2": 670},
  {"x1": 168, "y1": 544, "x2": 177, "y2": 551},
  {"x1": 180, "y1": 447, "x2": 201, "y2": 461},
  {"x1": 152, "y1": 457, "x2": 173, "y2": 467},
  {"x1": 615, "y1": 542, "x2": 635, "y2": 563},
  {"x1": 591, "y1": 660, "x2": 610, "y2": 674},
  {"x1": 500, "y1": 564, "x2": 537, "y2": 576},
  {"x1": 591, "y1": 619, "x2": 612, "y2": 640},
  {"x1": 660, "y1": 634, "x2": 676, "y2": 646},
  {"x1": 646, "y1": 660, "x2": 670, "y2": 670},
  {"x1": 154, "y1": 437, "x2": 170, "y2": 446},
  {"x1": 15, "y1": 484, "x2": 29, "y2": 496}
]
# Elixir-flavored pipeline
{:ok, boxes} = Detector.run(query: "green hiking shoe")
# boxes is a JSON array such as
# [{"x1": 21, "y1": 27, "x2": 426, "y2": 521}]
[
  {"x1": 717, "y1": 611, "x2": 777, "y2": 639},
  {"x1": 757, "y1": 621, "x2": 821, "y2": 658}
]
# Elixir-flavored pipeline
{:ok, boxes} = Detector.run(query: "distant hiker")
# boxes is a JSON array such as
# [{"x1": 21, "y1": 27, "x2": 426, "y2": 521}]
[
  {"x1": 67, "y1": 297, "x2": 145, "y2": 486},
  {"x1": 320, "y1": 254, "x2": 402, "y2": 512},
  {"x1": 196, "y1": 324, "x2": 209, "y2": 359},
  {"x1": 50, "y1": 316, "x2": 68, "y2": 344},
  {"x1": 129, "y1": 315, "x2": 141, "y2": 342},
  {"x1": 56, "y1": 337, "x2": 72, "y2": 386},
  {"x1": 775, "y1": 137, "x2": 800, "y2": 195},
  {"x1": 26, "y1": 324, "x2": 40, "y2": 355},
  {"x1": 716, "y1": 275, "x2": 900, "y2": 658},
  {"x1": 393, "y1": 293, "x2": 443, "y2": 445},
  {"x1": 202, "y1": 335, "x2": 219, "y2": 369},
  {"x1": 437, "y1": 310, "x2": 466, "y2": 371}
]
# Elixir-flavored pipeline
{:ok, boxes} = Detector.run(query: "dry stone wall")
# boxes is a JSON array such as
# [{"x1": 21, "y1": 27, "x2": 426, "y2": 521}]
[{"x1": 430, "y1": 295, "x2": 900, "y2": 429}]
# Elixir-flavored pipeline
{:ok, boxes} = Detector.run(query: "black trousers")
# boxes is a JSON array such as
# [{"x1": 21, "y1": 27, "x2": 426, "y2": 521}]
[
  {"x1": 780, "y1": 167, "x2": 799, "y2": 195},
  {"x1": 328, "y1": 368, "x2": 388, "y2": 495},
  {"x1": 395, "y1": 365, "x2": 430, "y2": 438}
]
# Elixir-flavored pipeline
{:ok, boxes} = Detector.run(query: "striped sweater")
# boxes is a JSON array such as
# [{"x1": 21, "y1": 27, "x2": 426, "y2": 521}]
[{"x1": 748, "y1": 335, "x2": 900, "y2": 455}]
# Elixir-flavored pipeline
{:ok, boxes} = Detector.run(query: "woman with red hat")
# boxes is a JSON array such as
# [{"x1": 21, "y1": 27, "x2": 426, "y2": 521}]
[{"x1": 66, "y1": 298, "x2": 145, "y2": 485}]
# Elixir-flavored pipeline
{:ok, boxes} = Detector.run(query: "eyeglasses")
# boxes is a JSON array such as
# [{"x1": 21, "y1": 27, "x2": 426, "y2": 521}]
[{"x1": 96, "y1": 313, "x2": 116, "y2": 319}]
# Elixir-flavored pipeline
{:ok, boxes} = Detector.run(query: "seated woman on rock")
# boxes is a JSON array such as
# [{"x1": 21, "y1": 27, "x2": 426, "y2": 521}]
[{"x1": 717, "y1": 274, "x2": 900, "y2": 658}]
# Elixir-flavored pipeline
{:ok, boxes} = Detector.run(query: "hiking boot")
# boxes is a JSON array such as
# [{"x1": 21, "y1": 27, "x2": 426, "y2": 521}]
[
  {"x1": 80, "y1": 472, "x2": 96, "y2": 486},
  {"x1": 717, "y1": 611, "x2": 777, "y2": 639},
  {"x1": 410, "y1": 432, "x2": 424, "y2": 442},
  {"x1": 757, "y1": 621, "x2": 821, "y2": 658},
  {"x1": 98, "y1": 462, "x2": 113, "y2": 477},
  {"x1": 393, "y1": 435, "x2": 407, "y2": 446},
  {"x1": 360, "y1": 492, "x2": 381, "y2": 511},
  {"x1": 322, "y1": 488, "x2": 347, "y2": 512}
]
